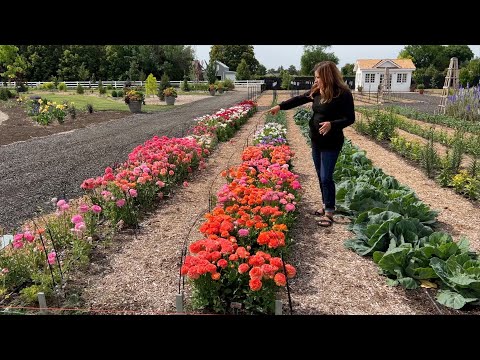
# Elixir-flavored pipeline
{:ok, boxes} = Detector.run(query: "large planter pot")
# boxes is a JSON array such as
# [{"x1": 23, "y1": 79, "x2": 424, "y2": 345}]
[
  {"x1": 165, "y1": 96, "x2": 176, "y2": 105},
  {"x1": 209, "y1": 90, "x2": 216, "y2": 96},
  {"x1": 128, "y1": 100, "x2": 142, "y2": 113},
  {"x1": 218, "y1": 88, "x2": 224, "y2": 94}
]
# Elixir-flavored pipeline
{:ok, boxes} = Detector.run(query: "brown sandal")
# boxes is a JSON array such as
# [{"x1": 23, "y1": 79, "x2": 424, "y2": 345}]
[
  {"x1": 318, "y1": 214, "x2": 334, "y2": 227},
  {"x1": 311, "y1": 208, "x2": 325, "y2": 216}
]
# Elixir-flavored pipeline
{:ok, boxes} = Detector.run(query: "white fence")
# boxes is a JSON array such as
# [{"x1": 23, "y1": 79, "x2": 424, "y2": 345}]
[{"x1": 1, "y1": 80, "x2": 265, "y2": 89}]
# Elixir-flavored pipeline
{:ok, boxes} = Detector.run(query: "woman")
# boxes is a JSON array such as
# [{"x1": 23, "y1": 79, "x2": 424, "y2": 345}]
[{"x1": 268, "y1": 61, "x2": 355, "y2": 227}]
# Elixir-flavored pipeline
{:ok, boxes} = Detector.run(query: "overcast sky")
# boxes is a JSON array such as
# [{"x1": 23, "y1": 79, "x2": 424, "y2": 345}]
[{"x1": 193, "y1": 45, "x2": 480, "y2": 71}]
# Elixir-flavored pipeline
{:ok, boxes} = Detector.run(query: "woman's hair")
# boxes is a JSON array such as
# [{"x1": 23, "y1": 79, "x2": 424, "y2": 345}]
[{"x1": 309, "y1": 61, "x2": 350, "y2": 103}]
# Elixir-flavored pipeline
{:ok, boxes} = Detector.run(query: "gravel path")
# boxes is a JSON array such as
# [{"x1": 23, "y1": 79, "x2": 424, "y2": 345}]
[
  {"x1": 0, "y1": 91, "x2": 250, "y2": 232},
  {"x1": 0, "y1": 109, "x2": 8, "y2": 125}
]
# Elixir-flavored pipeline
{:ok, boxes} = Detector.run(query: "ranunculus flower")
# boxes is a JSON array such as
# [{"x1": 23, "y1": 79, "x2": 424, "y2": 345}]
[
  {"x1": 249, "y1": 278, "x2": 262, "y2": 291},
  {"x1": 91, "y1": 205, "x2": 102, "y2": 213},
  {"x1": 238, "y1": 228, "x2": 249, "y2": 237},
  {"x1": 274, "y1": 273, "x2": 287, "y2": 286},
  {"x1": 285, "y1": 203, "x2": 295, "y2": 212},
  {"x1": 48, "y1": 251, "x2": 57, "y2": 265},
  {"x1": 71, "y1": 214, "x2": 84, "y2": 224},
  {"x1": 116, "y1": 199, "x2": 126, "y2": 208}
]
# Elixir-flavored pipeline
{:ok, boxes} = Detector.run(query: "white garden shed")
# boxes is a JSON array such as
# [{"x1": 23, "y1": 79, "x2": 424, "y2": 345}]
[{"x1": 353, "y1": 59, "x2": 416, "y2": 92}]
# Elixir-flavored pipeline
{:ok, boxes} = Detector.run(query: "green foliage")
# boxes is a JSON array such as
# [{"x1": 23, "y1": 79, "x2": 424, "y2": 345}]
[
  {"x1": 145, "y1": 73, "x2": 158, "y2": 96},
  {"x1": 223, "y1": 78, "x2": 234, "y2": 90},
  {"x1": 158, "y1": 73, "x2": 170, "y2": 100},
  {"x1": 341, "y1": 63, "x2": 355, "y2": 76},
  {"x1": 421, "y1": 130, "x2": 441, "y2": 178},
  {"x1": 236, "y1": 59, "x2": 251, "y2": 80},
  {"x1": 300, "y1": 45, "x2": 339, "y2": 75},
  {"x1": 111, "y1": 90, "x2": 118, "y2": 97},
  {"x1": 181, "y1": 75, "x2": 190, "y2": 92},
  {"x1": 0, "y1": 87, "x2": 12, "y2": 101},
  {"x1": 281, "y1": 70, "x2": 291, "y2": 90},
  {"x1": 162, "y1": 86, "x2": 177, "y2": 98},
  {"x1": 205, "y1": 60, "x2": 217, "y2": 84},
  {"x1": 76, "y1": 84, "x2": 84, "y2": 94},
  {"x1": 57, "y1": 82, "x2": 67, "y2": 91},
  {"x1": 209, "y1": 45, "x2": 259, "y2": 75},
  {"x1": 98, "y1": 80, "x2": 106, "y2": 95}
]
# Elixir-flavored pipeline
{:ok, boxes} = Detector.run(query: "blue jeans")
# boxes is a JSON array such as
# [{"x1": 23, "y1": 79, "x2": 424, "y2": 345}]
[{"x1": 311, "y1": 146, "x2": 340, "y2": 212}]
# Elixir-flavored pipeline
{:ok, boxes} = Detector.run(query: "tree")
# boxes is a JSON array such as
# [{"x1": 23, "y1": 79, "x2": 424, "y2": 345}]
[
  {"x1": 341, "y1": 63, "x2": 355, "y2": 76},
  {"x1": 444, "y1": 45, "x2": 474, "y2": 65},
  {"x1": 255, "y1": 64, "x2": 267, "y2": 76},
  {"x1": 205, "y1": 59, "x2": 217, "y2": 84},
  {"x1": 281, "y1": 70, "x2": 292, "y2": 90},
  {"x1": 0, "y1": 45, "x2": 19, "y2": 82},
  {"x1": 300, "y1": 45, "x2": 339, "y2": 75},
  {"x1": 398, "y1": 45, "x2": 446, "y2": 69},
  {"x1": 287, "y1": 65, "x2": 298, "y2": 75},
  {"x1": 209, "y1": 45, "x2": 259, "y2": 75},
  {"x1": 236, "y1": 59, "x2": 251, "y2": 80},
  {"x1": 145, "y1": 73, "x2": 158, "y2": 97}
]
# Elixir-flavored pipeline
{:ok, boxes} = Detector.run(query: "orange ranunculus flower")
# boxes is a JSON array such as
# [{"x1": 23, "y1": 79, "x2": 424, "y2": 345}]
[
  {"x1": 249, "y1": 278, "x2": 262, "y2": 291},
  {"x1": 211, "y1": 272, "x2": 221, "y2": 280},
  {"x1": 274, "y1": 273, "x2": 287, "y2": 286}
]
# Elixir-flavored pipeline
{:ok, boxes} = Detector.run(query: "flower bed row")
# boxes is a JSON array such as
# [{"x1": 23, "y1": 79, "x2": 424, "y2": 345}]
[
  {"x1": 182, "y1": 108, "x2": 302, "y2": 314},
  {"x1": 0, "y1": 100, "x2": 257, "y2": 307}
]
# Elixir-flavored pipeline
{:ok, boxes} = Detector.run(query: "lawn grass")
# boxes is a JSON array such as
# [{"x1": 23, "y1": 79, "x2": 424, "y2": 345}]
[{"x1": 27, "y1": 92, "x2": 172, "y2": 112}]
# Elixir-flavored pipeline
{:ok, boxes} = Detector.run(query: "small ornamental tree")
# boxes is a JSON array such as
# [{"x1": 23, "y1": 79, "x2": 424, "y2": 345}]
[
  {"x1": 158, "y1": 74, "x2": 170, "y2": 100},
  {"x1": 145, "y1": 73, "x2": 158, "y2": 97},
  {"x1": 205, "y1": 60, "x2": 217, "y2": 85}
]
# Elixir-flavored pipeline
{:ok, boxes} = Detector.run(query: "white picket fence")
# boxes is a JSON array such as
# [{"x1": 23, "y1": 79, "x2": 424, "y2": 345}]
[{"x1": 1, "y1": 80, "x2": 265, "y2": 89}]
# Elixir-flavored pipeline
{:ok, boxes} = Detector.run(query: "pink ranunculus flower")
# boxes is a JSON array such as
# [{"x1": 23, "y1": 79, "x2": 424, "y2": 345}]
[
  {"x1": 74, "y1": 222, "x2": 86, "y2": 232},
  {"x1": 128, "y1": 189, "x2": 138, "y2": 198},
  {"x1": 79, "y1": 203, "x2": 89, "y2": 213},
  {"x1": 56, "y1": 199, "x2": 67, "y2": 208},
  {"x1": 91, "y1": 205, "x2": 102, "y2": 213},
  {"x1": 156, "y1": 180, "x2": 165, "y2": 188},
  {"x1": 292, "y1": 180, "x2": 301, "y2": 190},
  {"x1": 183, "y1": 181, "x2": 189, "y2": 187},
  {"x1": 71, "y1": 214, "x2": 84, "y2": 224},
  {"x1": 238, "y1": 228, "x2": 249, "y2": 237},
  {"x1": 116, "y1": 199, "x2": 126, "y2": 207},
  {"x1": 285, "y1": 203, "x2": 295, "y2": 212},
  {"x1": 47, "y1": 251, "x2": 57, "y2": 265}
]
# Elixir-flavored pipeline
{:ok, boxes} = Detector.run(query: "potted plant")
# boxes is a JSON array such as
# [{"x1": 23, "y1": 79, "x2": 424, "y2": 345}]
[
  {"x1": 163, "y1": 87, "x2": 177, "y2": 105},
  {"x1": 124, "y1": 89, "x2": 145, "y2": 113},
  {"x1": 216, "y1": 81, "x2": 224, "y2": 94},
  {"x1": 208, "y1": 84, "x2": 216, "y2": 96},
  {"x1": 417, "y1": 84, "x2": 425, "y2": 94}
]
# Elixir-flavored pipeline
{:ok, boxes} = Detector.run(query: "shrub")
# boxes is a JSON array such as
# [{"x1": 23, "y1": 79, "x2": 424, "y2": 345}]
[
  {"x1": 40, "y1": 82, "x2": 56, "y2": 90},
  {"x1": 117, "y1": 90, "x2": 124, "y2": 98},
  {"x1": 57, "y1": 82, "x2": 67, "y2": 91},
  {"x1": 98, "y1": 80, "x2": 106, "y2": 95},
  {"x1": 416, "y1": 84, "x2": 425, "y2": 90},
  {"x1": 158, "y1": 74, "x2": 170, "y2": 100},
  {"x1": 111, "y1": 90, "x2": 118, "y2": 97},
  {"x1": 223, "y1": 79, "x2": 234, "y2": 91},
  {"x1": 76, "y1": 84, "x2": 84, "y2": 94},
  {"x1": 86, "y1": 104, "x2": 94, "y2": 113},
  {"x1": 0, "y1": 88, "x2": 12, "y2": 101},
  {"x1": 106, "y1": 84, "x2": 113, "y2": 90},
  {"x1": 181, "y1": 75, "x2": 190, "y2": 92}
]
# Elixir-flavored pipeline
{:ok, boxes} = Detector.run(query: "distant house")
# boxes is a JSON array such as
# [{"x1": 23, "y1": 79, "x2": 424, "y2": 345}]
[
  {"x1": 353, "y1": 59, "x2": 416, "y2": 92},
  {"x1": 215, "y1": 61, "x2": 236, "y2": 81}
]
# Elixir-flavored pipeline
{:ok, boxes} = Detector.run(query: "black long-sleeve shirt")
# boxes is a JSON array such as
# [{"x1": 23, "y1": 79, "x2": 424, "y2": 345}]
[{"x1": 279, "y1": 89, "x2": 355, "y2": 150}]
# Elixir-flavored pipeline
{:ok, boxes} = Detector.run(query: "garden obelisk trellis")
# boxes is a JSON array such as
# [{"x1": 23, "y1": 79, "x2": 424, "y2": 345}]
[{"x1": 438, "y1": 57, "x2": 459, "y2": 114}]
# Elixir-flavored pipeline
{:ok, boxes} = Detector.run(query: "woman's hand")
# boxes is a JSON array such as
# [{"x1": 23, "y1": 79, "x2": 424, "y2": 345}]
[
  {"x1": 267, "y1": 105, "x2": 280, "y2": 115},
  {"x1": 319, "y1": 121, "x2": 331, "y2": 135}
]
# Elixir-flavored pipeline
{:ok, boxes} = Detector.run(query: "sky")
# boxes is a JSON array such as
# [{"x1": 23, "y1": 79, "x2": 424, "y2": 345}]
[{"x1": 193, "y1": 45, "x2": 480, "y2": 71}]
